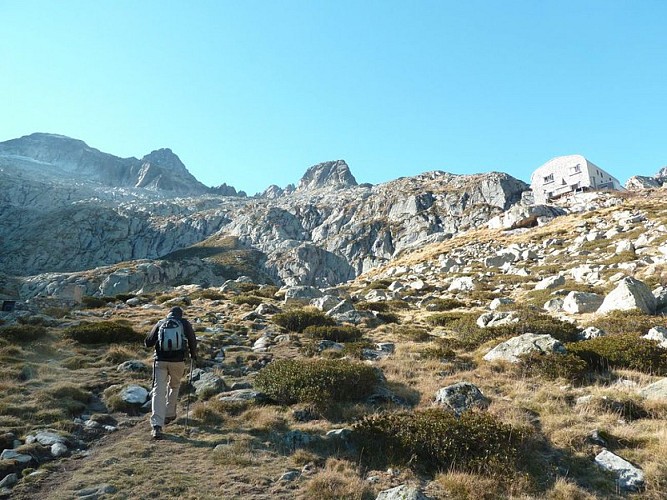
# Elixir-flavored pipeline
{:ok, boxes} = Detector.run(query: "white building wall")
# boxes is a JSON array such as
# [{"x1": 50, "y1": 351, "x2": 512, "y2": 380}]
[{"x1": 530, "y1": 155, "x2": 621, "y2": 204}]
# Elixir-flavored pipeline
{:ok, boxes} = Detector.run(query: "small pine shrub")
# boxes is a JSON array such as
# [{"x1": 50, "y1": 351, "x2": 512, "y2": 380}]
[
  {"x1": 273, "y1": 308, "x2": 335, "y2": 332},
  {"x1": 64, "y1": 321, "x2": 143, "y2": 344},
  {"x1": 353, "y1": 408, "x2": 526, "y2": 474},
  {"x1": 426, "y1": 298, "x2": 466, "y2": 311},
  {"x1": 420, "y1": 346, "x2": 456, "y2": 361},
  {"x1": 81, "y1": 296, "x2": 111, "y2": 308},
  {"x1": 254, "y1": 358, "x2": 379, "y2": 410},
  {"x1": 386, "y1": 299, "x2": 411, "y2": 310},
  {"x1": 237, "y1": 282, "x2": 259, "y2": 293},
  {"x1": 518, "y1": 352, "x2": 590, "y2": 382},
  {"x1": 397, "y1": 327, "x2": 431, "y2": 342},
  {"x1": 426, "y1": 312, "x2": 466, "y2": 327},
  {"x1": 0, "y1": 324, "x2": 48, "y2": 343},
  {"x1": 303, "y1": 325, "x2": 363, "y2": 342},
  {"x1": 191, "y1": 289, "x2": 226, "y2": 301},
  {"x1": 356, "y1": 301, "x2": 389, "y2": 312},
  {"x1": 367, "y1": 280, "x2": 392, "y2": 290},
  {"x1": 591, "y1": 310, "x2": 667, "y2": 336},
  {"x1": 567, "y1": 333, "x2": 667, "y2": 374},
  {"x1": 255, "y1": 285, "x2": 280, "y2": 298},
  {"x1": 376, "y1": 312, "x2": 399, "y2": 324},
  {"x1": 114, "y1": 293, "x2": 136, "y2": 302},
  {"x1": 231, "y1": 294, "x2": 263, "y2": 306}
]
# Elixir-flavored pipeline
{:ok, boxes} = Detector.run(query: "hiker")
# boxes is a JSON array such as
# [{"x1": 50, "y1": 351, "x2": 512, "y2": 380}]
[{"x1": 145, "y1": 306, "x2": 197, "y2": 439}]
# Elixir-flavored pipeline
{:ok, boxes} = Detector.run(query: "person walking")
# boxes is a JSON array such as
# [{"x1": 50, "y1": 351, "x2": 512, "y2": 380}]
[{"x1": 145, "y1": 306, "x2": 197, "y2": 439}]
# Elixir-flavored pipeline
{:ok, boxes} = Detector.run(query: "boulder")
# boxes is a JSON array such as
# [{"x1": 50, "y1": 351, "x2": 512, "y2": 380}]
[
  {"x1": 120, "y1": 385, "x2": 149, "y2": 405},
  {"x1": 594, "y1": 450, "x2": 644, "y2": 492},
  {"x1": 376, "y1": 484, "x2": 432, "y2": 500},
  {"x1": 284, "y1": 286, "x2": 323, "y2": 304},
  {"x1": 638, "y1": 378, "x2": 667, "y2": 401},
  {"x1": 578, "y1": 326, "x2": 606, "y2": 340},
  {"x1": 476, "y1": 311, "x2": 519, "y2": 328},
  {"x1": 483, "y1": 333, "x2": 566, "y2": 363},
  {"x1": 448, "y1": 277, "x2": 475, "y2": 292},
  {"x1": 310, "y1": 295, "x2": 341, "y2": 312},
  {"x1": 597, "y1": 277, "x2": 657, "y2": 315},
  {"x1": 534, "y1": 275, "x2": 565, "y2": 290},
  {"x1": 192, "y1": 371, "x2": 227, "y2": 397},
  {"x1": 643, "y1": 326, "x2": 667, "y2": 348},
  {"x1": 562, "y1": 291, "x2": 604, "y2": 314},
  {"x1": 489, "y1": 297, "x2": 514, "y2": 310},
  {"x1": 434, "y1": 382, "x2": 489, "y2": 416}
]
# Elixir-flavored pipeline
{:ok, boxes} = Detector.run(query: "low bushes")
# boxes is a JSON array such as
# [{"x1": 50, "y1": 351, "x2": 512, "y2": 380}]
[
  {"x1": 353, "y1": 409, "x2": 526, "y2": 474},
  {"x1": 254, "y1": 358, "x2": 379, "y2": 409},
  {"x1": 0, "y1": 325, "x2": 48, "y2": 343},
  {"x1": 64, "y1": 321, "x2": 143, "y2": 345},
  {"x1": 272, "y1": 308, "x2": 335, "y2": 332},
  {"x1": 231, "y1": 294, "x2": 263, "y2": 306},
  {"x1": 567, "y1": 333, "x2": 667, "y2": 375},
  {"x1": 518, "y1": 352, "x2": 590, "y2": 382},
  {"x1": 425, "y1": 298, "x2": 466, "y2": 311},
  {"x1": 302, "y1": 325, "x2": 363, "y2": 342}
]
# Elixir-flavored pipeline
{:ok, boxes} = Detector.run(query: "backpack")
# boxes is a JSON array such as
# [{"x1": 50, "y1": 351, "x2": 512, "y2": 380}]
[{"x1": 157, "y1": 318, "x2": 185, "y2": 352}]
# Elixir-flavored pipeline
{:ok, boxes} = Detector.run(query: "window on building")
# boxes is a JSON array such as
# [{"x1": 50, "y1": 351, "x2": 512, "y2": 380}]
[
  {"x1": 571, "y1": 164, "x2": 581, "y2": 174},
  {"x1": 543, "y1": 173, "x2": 554, "y2": 183}
]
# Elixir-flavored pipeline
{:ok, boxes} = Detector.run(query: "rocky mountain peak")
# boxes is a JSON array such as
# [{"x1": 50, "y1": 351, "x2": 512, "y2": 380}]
[
  {"x1": 296, "y1": 160, "x2": 358, "y2": 191},
  {"x1": 140, "y1": 148, "x2": 186, "y2": 173}
]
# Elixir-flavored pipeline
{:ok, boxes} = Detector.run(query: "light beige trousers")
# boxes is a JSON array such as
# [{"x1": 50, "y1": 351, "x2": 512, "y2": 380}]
[{"x1": 150, "y1": 360, "x2": 185, "y2": 427}]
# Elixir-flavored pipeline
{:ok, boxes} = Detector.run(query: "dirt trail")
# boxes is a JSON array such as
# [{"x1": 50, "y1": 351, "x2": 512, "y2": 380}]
[{"x1": 10, "y1": 415, "x2": 300, "y2": 500}]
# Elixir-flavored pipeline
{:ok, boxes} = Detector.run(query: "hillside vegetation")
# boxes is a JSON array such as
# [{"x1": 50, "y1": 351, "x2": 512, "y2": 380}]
[{"x1": 2, "y1": 189, "x2": 667, "y2": 498}]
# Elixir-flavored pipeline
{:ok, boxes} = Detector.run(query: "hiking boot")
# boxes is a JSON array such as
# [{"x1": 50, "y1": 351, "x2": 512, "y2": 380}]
[
  {"x1": 151, "y1": 426, "x2": 163, "y2": 439},
  {"x1": 164, "y1": 416, "x2": 176, "y2": 425}
]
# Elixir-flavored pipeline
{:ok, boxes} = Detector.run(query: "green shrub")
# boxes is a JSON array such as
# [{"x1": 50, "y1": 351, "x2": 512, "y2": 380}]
[
  {"x1": 386, "y1": 299, "x2": 411, "y2": 310},
  {"x1": 420, "y1": 346, "x2": 456, "y2": 361},
  {"x1": 567, "y1": 333, "x2": 667, "y2": 374},
  {"x1": 591, "y1": 310, "x2": 667, "y2": 336},
  {"x1": 356, "y1": 301, "x2": 389, "y2": 312},
  {"x1": 254, "y1": 285, "x2": 280, "y2": 298},
  {"x1": 191, "y1": 289, "x2": 226, "y2": 301},
  {"x1": 39, "y1": 383, "x2": 92, "y2": 415},
  {"x1": 237, "y1": 282, "x2": 259, "y2": 293},
  {"x1": 367, "y1": 280, "x2": 392, "y2": 290},
  {"x1": 231, "y1": 294, "x2": 263, "y2": 306},
  {"x1": 254, "y1": 358, "x2": 379, "y2": 410},
  {"x1": 353, "y1": 408, "x2": 525, "y2": 474},
  {"x1": 64, "y1": 321, "x2": 143, "y2": 344},
  {"x1": 397, "y1": 327, "x2": 431, "y2": 342},
  {"x1": 114, "y1": 293, "x2": 137, "y2": 302},
  {"x1": 0, "y1": 324, "x2": 48, "y2": 343},
  {"x1": 376, "y1": 312, "x2": 399, "y2": 324},
  {"x1": 81, "y1": 296, "x2": 112, "y2": 308},
  {"x1": 518, "y1": 352, "x2": 590, "y2": 382},
  {"x1": 426, "y1": 312, "x2": 468, "y2": 327},
  {"x1": 273, "y1": 308, "x2": 335, "y2": 332},
  {"x1": 425, "y1": 298, "x2": 466, "y2": 311},
  {"x1": 302, "y1": 325, "x2": 363, "y2": 342}
]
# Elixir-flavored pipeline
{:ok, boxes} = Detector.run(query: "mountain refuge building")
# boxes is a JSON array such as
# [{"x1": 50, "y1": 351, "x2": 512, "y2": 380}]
[{"x1": 530, "y1": 155, "x2": 623, "y2": 204}]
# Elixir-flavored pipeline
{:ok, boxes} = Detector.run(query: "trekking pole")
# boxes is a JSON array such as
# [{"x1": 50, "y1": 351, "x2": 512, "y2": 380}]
[{"x1": 184, "y1": 357, "x2": 194, "y2": 435}]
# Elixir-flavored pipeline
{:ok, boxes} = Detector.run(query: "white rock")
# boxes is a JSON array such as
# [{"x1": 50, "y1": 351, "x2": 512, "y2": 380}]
[
  {"x1": 597, "y1": 277, "x2": 657, "y2": 315},
  {"x1": 483, "y1": 333, "x2": 566, "y2": 363},
  {"x1": 594, "y1": 450, "x2": 644, "y2": 491},
  {"x1": 562, "y1": 291, "x2": 604, "y2": 314},
  {"x1": 643, "y1": 326, "x2": 667, "y2": 348}
]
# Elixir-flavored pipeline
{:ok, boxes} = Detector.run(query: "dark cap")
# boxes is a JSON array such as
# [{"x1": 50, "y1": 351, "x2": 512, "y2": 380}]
[{"x1": 169, "y1": 306, "x2": 183, "y2": 318}]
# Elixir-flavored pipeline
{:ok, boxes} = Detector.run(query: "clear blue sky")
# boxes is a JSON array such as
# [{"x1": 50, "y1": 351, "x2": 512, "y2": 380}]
[{"x1": 2, "y1": 1, "x2": 665, "y2": 195}]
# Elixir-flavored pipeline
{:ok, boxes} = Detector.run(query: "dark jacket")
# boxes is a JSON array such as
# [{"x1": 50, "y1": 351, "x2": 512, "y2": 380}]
[{"x1": 145, "y1": 313, "x2": 197, "y2": 362}]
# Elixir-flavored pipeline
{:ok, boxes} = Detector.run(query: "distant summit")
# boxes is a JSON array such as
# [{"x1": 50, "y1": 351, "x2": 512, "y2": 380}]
[
  {"x1": 0, "y1": 133, "x2": 211, "y2": 196},
  {"x1": 297, "y1": 160, "x2": 358, "y2": 191}
]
